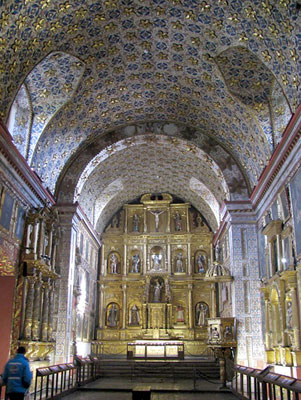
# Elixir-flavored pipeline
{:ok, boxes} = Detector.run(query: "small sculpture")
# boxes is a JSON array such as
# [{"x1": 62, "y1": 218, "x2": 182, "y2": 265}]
[
  {"x1": 149, "y1": 209, "x2": 165, "y2": 232},
  {"x1": 174, "y1": 212, "x2": 182, "y2": 231},
  {"x1": 175, "y1": 253, "x2": 184, "y2": 273},
  {"x1": 131, "y1": 253, "x2": 140, "y2": 273},
  {"x1": 110, "y1": 253, "x2": 118, "y2": 274},
  {"x1": 153, "y1": 279, "x2": 163, "y2": 303},
  {"x1": 129, "y1": 304, "x2": 140, "y2": 325},
  {"x1": 132, "y1": 214, "x2": 139, "y2": 232},
  {"x1": 197, "y1": 253, "x2": 206, "y2": 273},
  {"x1": 107, "y1": 303, "x2": 118, "y2": 327}
]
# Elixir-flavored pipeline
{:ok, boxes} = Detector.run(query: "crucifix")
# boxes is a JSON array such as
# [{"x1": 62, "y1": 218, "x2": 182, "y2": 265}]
[{"x1": 149, "y1": 209, "x2": 165, "y2": 232}]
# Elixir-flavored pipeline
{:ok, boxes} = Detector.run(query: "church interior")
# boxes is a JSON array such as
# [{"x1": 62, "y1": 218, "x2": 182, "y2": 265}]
[{"x1": 0, "y1": 0, "x2": 300, "y2": 393}]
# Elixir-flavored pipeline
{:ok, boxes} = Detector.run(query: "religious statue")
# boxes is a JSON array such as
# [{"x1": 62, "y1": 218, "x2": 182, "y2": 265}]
[
  {"x1": 176, "y1": 305, "x2": 185, "y2": 323},
  {"x1": 129, "y1": 304, "x2": 140, "y2": 325},
  {"x1": 131, "y1": 253, "x2": 140, "y2": 273},
  {"x1": 110, "y1": 253, "x2": 118, "y2": 274},
  {"x1": 152, "y1": 254, "x2": 162, "y2": 271},
  {"x1": 286, "y1": 300, "x2": 293, "y2": 329},
  {"x1": 174, "y1": 212, "x2": 182, "y2": 231},
  {"x1": 149, "y1": 209, "x2": 165, "y2": 232},
  {"x1": 175, "y1": 253, "x2": 184, "y2": 273},
  {"x1": 132, "y1": 214, "x2": 139, "y2": 232},
  {"x1": 153, "y1": 279, "x2": 163, "y2": 303},
  {"x1": 196, "y1": 253, "x2": 206, "y2": 273},
  {"x1": 107, "y1": 303, "x2": 118, "y2": 327},
  {"x1": 196, "y1": 302, "x2": 209, "y2": 326},
  {"x1": 223, "y1": 325, "x2": 233, "y2": 340}
]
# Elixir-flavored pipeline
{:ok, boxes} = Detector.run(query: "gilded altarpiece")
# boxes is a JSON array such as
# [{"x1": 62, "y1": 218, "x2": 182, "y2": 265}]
[{"x1": 96, "y1": 194, "x2": 216, "y2": 356}]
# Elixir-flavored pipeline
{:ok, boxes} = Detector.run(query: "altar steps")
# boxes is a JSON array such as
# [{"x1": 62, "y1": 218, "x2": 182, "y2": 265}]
[{"x1": 96, "y1": 359, "x2": 220, "y2": 380}]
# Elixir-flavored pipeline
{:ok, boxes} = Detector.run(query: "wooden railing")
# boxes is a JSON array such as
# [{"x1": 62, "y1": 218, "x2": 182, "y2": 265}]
[{"x1": 232, "y1": 365, "x2": 301, "y2": 400}]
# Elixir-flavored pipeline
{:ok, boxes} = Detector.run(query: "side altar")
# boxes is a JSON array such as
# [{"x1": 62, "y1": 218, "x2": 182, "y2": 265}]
[{"x1": 94, "y1": 194, "x2": 233, "y2": 357}]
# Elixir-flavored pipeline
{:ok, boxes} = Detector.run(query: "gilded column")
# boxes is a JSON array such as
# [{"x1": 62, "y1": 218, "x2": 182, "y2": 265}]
[
  {"x1": 143, "y1": 238, "x2": 147, "y2": 274},
  {"x1": 124, "y1": 207, "x2": 128, "y2": 233},
  {"x1": 47, "y1": 282, "x2": 55, "y2": 341},
  {"x1": 41, "y1": 280, "x2": 50, "y2": 341},
  {"x1": 167, "y1": 207, "x2": 170, "y2": 232},
  {"x1": 188, "y1": 241, "x2": 192, "y2": 275},
  {"x1": 186, "y1": 206, "x2": 190, "y2": 232},
  {"x1": 32, "y1": 272, "x2": 42, "y2": 340},
  {"x1": 188, "y1": 284, "x2": 193, "y2": 329},
  {"x1": 122, "y1": 284, "x2": 127, "y2": 329},
  {"x1": 46, "y1": 222, "x2": 53, "y2": 266},
  {"x1": 289, "y1": 285, "x2": 300, "y2": 349},
  {"x1": 167, "y1": 243, "x2": 171, "y2": 274},
  {"x1": 37, "y1": 218, "x2": 44, "y2": 259},
  {"x1": 98, "y1": 284, "x2": 105, "y2": 329},
  {"x1": 211, "y1": 283, "x2": 217, "y2": 317},
  {"x1": 102, "y1": 244, "x2": 106, "y2": 276},
  {"x1": 143, "y1": 207, "x2": 147, "y2": 233},
  {"x1": 123, "y1": 243, "x2": 127, "y2": 276},
  {"x1": 264, "y1": 292, "x2": 271, "y2": 349},
  {"x1": 23, "y1": 274, "x2": 36, "y2": 340}
]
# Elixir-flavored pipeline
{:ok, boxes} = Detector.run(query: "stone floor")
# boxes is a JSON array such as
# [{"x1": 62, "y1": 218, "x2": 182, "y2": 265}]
[{"x1": 63, "y1": 377, "x2": 238, "y2": 399}]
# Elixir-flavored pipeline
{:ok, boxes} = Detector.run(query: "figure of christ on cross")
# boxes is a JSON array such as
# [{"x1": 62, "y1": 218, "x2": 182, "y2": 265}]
[{"x1": 149, "y1": 209, "x2": 165, "y2": 232}]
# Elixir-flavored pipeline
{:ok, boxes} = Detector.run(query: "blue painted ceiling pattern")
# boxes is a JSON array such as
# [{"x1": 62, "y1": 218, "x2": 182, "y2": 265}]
[
  {"x1": 0, "y1": 0, "x2": 299, "y2": 230},
  {"x1": 8, "y1": 51, "x2": 85, "y2": 163}
]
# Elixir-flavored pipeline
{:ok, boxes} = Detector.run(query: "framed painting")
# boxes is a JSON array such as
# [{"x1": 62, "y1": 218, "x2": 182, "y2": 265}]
[{"x1": 0, "y1": 191, "x2": 14, "y2": 231}]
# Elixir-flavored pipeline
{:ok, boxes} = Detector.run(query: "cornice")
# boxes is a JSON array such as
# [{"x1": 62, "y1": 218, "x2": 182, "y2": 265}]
[
  {"x1": 0, "y1": 119, "x2": 55, "y2": 207},
  {"x1": 250, "y1": 104, "x2": 301, "y2": 208}
]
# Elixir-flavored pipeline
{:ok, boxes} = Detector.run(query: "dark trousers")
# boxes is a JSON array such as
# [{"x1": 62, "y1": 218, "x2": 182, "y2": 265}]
[{"x1": 7, "y1": 393, "x2": 25, "y2": 400}]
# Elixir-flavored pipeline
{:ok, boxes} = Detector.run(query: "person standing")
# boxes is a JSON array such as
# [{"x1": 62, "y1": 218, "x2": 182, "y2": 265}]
[{"x1": 2, "y1": 346, "x2": 32, "y2": 400}]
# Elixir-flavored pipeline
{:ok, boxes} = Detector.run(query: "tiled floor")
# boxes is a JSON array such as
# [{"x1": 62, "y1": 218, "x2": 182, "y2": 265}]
[{"x1": 63, "y1": 378, "x2": 238, "y2": 399}]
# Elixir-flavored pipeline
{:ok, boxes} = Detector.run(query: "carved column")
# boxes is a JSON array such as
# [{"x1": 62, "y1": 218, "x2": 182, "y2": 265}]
[
  {"x1": 32, "y1": 272, "x2": 42, "y2": 340},
  {"x1": 122, "y1": 284, "x2": 127, "y2": 329},
  {"x1": 143, "y1": 207, "x2": 147, "y2": 233},
  {"x1": 188, "y1": 241, "x2": 192, "y2": 275},
  {"x1": 37, "y1": 217, "x2": 44, "y2": 260},
  {"x1": 47, "y1": 282, "x2": 55, "y2": 341},
  {"x1": 188, "y1": 284, "x2": 193, "y2": 329},
  {"x1": 41, "y1": 280, "x2": 50, "y2": 341},
  {"x1": 98, "y1": 284, "x2": 105, "y2": 330},
  {"x1": 264, "y1": 292, "x2": 271, "y2": 349},
  {"x1": 123, "y1": 244, "x2": 127, "y2": 276},
  {"x1": 167, "y1": 207, "x2": 170, "y2": 232},
  {"x1": 167, "y1": 243, "x2": 171, "y2": 274},
  {"x1": 143, "y1": 238, "x2": 147, "y2": 274},
  {"x1": 23, "y1": 274, "x2": 36, "y2": 340},
  {"x1": 289, "y1": 284, "x2": 300, "y2": 349}
]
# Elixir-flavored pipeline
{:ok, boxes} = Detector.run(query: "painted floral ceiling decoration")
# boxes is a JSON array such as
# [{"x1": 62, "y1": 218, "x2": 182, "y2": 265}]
[{"x1": 1, "y1": 0, "x2": 299, "y2": 233}]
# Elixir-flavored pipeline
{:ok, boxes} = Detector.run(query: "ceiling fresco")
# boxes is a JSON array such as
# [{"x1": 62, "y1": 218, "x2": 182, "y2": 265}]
[{"x1": 1, "y1": 0, "x2": 299, "y2": 233}]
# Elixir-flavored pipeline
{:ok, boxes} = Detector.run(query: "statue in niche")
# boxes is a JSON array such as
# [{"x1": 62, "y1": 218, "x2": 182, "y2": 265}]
[
  {"x1": 149, "y1": 209, "x2": 165, "y2": 232},
  {"x1": 196, "y1": 302, "x2": 209, "y2": 326},
  {"x1": 153, "y1": 279, "x2": 163, "y2": 303},
  {"x1": 174, "y1": 212, "x2": 182, "y2": 231},
  {"x1": 131, "y1": 253, "x2": 140, "y2": 273},
  {"x1": 176, "y1": 305, "x2": 185, "y2": 323},
  {"x1": 110, "y1": 253, "x2": 118, "y2": 274},
  {"x1": 129, "y1": 304, "x2": 140, "y2": 326},
  {"x1": 107, "y1": 303, "x2": 118, "y2": 327},
  {"x1": 196, "y1": 253, "x2": 206, "y2": 273},
  {"x1": 286, "y1": 300, "x2": 293, "y2": 329},
  {"x1": 175, "y1": 253, "x2": 184, "y2": 273},
  {"x1": 132, "y1": 214, "x2": 139, "y2": 232},
  {"x1": 152, "y1": 253, "x2": 162, "y2": 271},
  {"x1": 223, "y1": 325, "x2": 233, "y2": 340}
]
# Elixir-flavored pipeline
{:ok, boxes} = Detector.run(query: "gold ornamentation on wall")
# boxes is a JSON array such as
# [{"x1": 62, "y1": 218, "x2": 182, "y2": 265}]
[{"x1": 96, "y1": 194, "x2": 226, "y2": 354}]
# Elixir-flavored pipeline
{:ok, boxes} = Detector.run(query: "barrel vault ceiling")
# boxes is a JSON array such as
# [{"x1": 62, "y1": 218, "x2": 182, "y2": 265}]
[{"x1": 1, "y1": 0, "x2": 299, "y2": 232}]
